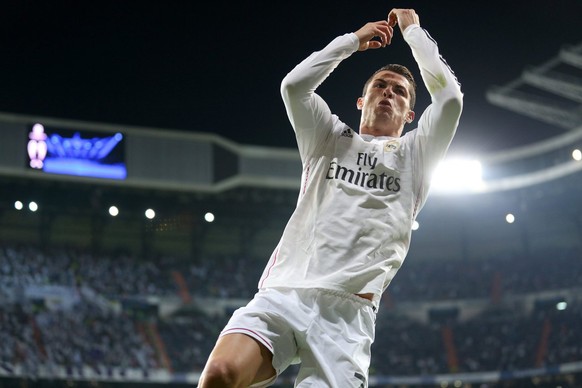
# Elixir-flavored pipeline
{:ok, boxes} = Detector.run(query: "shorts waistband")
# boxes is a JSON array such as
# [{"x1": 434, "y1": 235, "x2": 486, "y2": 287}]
[{"x1": 317, "y1": 288, "x2": 377, "y2": 311}]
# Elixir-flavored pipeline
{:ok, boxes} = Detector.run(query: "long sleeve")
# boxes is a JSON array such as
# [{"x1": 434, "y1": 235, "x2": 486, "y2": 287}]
[
  {"x1": 402, "y1": 24, "x2": 464, "y2": 214},
  {"x1": 280, "y1": 33, "x2": 359, "y2": 161},
  {"x1": 405, "y1": 24, "x2": 463, "y2": 167}
]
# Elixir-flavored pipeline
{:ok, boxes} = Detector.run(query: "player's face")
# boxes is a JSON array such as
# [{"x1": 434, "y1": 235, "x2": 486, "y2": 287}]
[{"x1": 358, "y1": 70, "x2": 413, "y2": 136}]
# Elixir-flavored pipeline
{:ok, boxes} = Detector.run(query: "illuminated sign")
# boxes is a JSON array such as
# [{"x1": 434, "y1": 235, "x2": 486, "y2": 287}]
[{"x1": 27, "y1": 123, "x2": 127, "y2": 180}]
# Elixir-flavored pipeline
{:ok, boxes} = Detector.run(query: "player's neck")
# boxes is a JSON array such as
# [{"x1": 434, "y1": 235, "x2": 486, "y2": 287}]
[{"x1": 359, "y1": 124, "x2": 402, "y2": 138}]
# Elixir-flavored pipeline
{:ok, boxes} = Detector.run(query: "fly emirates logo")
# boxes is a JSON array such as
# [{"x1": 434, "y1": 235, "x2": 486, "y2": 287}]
[{"x1": 325, "y1": 152, "x2": 400, "y2": 192}]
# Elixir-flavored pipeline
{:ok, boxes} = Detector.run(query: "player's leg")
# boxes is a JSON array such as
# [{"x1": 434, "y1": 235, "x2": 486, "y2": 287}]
[
  {"x1": 198, "y1": 333, "x2": 276, "y2": 388},
  {"x1": 294, "y1": 290, "x2": 376, "y2": 387}
]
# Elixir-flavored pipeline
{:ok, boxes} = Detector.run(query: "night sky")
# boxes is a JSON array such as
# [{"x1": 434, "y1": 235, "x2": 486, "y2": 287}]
[{"x1": 1, "y1": 0, "x2": 581, "y2": 158}]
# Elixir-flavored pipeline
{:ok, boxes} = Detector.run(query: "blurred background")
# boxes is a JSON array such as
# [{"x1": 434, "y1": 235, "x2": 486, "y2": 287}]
[{"x1": 1, "y1": 1, "x2": 581, "y2": 387}]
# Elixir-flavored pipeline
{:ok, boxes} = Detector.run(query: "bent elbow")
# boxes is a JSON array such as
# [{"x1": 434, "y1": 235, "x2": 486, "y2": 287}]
[
  {"x1": 442, "y1": 91, "x2": 463, "y2": 119},
  {"x1": 280, "y1": 75, "x2": 301, "y2": 101}
]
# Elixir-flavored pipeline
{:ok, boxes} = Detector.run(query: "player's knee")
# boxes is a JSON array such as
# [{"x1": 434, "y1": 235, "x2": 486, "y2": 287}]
[{"x1": 199, "y1": 358, "x2": 245, "y2": 388}]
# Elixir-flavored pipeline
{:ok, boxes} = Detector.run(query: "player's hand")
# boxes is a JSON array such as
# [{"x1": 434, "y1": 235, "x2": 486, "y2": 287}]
[
  {"x1": 354, "y1": 21, "x2": 394, "y2": 52},
  {"x1": 388, "y1": 9, "x2": 420, "y2": 34}
]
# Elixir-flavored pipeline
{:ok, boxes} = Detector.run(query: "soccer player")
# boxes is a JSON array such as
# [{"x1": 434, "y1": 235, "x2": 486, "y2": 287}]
[{"x1": 199, "y1": 8, "x2": 463, "y2": 387}]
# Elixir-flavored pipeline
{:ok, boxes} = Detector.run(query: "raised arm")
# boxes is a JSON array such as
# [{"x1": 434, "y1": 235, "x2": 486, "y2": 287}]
[
  {"x1": 390, "y1": 9, "x2": 463, "y2": 210},
  {"x1": 280, "y1": 32, "x2": 358, "y2": 160},
  {"x1": 280, "y1": 20, "x2": 397, "y2": 160},
  {"x1": 393, "y1": 8, "x2": 463, "y2": 160}
]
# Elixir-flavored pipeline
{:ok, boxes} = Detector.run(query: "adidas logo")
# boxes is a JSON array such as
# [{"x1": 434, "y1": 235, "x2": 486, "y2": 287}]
[{"x1": 340, "y1": 128, "x2": 353, "y2": 138}]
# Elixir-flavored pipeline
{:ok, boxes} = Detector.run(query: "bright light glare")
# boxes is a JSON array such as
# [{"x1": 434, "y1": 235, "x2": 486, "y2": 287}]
[
  {"x1": 28, "y1": 201, "x2": 38, "y2": 212},
  {"x1": 556, "y1": 301, "x2": 567, "y2": 311},
  {"x1": 431, "y1": 159, "x2": 483, "y2": 193},
  {"x1": 572, "y1": 149, "x2": 581, "y2": 161},
  {"x1": 14, "y1": 201, "x2": 23, "y2": 210},
  {"x1": 109, "y1": 206, "x2": 119, "y2": 216},
  {"x1": 411, "y1": 220, "x2": 419, "y2": 231},
  {"x1": 145, "y1": 209, "x2": 156, "y2": 219},
  {"x1": 204, "y1": 212, "x2": 215, "y2": 222},
  {"x1": 506, "y1": 213, "x2": 515, "y2": 223}
]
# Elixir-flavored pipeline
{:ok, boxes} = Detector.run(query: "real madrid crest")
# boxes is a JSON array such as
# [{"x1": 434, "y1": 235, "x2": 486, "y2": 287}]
[{"x1": 384, "y1": 140, "x2": 400, "y2": 152}]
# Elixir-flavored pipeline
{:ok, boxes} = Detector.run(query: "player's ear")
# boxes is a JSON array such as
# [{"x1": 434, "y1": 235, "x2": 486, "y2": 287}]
[
  {"x1": 405, "y1": 110, "x2": 415, "y2": 123},
  {"x1": 356, "y1": 97, "x2": 364, "y2": 110}
]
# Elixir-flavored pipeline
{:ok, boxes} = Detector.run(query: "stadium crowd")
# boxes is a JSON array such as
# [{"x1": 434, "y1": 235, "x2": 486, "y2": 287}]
[{"x1": 1, "y1": 242, "x2": 581, "y2": 381}]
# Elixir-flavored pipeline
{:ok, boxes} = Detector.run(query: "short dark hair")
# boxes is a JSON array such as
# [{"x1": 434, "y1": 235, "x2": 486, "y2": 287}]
[{"x1": 362, "y1": 64, "x2": 417, "y2": 110}]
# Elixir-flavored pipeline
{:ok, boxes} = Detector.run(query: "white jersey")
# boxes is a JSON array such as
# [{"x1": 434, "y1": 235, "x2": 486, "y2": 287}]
[{"x1": 258, "y1": 24, "x2": 463, "y2": 306}]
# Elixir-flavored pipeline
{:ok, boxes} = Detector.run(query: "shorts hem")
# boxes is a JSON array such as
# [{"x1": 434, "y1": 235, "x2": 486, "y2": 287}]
[{"x1": 220, "y1": 327, "x2": 274, "y2": 353}]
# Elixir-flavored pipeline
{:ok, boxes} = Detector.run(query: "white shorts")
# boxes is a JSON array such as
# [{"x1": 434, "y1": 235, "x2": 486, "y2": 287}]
[{"x1": 220, "y1": 287, "x2": 376, "y2": 387}]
